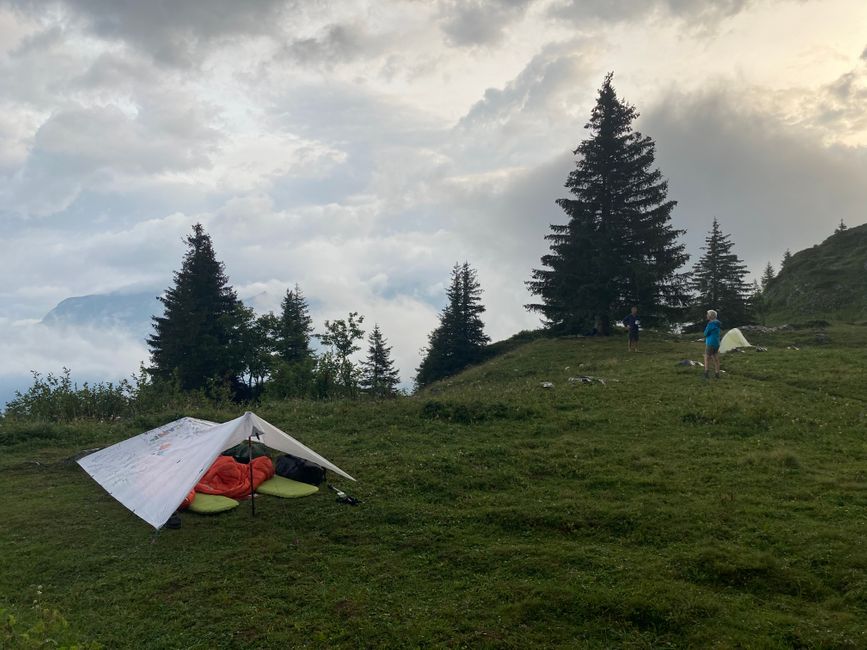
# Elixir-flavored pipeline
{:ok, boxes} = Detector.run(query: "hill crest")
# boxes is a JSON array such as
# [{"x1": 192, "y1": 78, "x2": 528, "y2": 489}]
[{"x1": 764, "y1": 222, "x2": 867, "y2": 322}]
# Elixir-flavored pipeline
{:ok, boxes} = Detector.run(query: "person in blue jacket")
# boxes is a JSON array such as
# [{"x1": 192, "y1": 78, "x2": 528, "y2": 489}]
[{"x1": 704, "y1": 309, "x2": 722, "y2": 379}]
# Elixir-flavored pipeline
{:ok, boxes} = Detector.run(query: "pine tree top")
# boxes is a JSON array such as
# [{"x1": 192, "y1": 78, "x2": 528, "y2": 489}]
[
  {"x1": 690, "y1": 218, "x2": 752, "y2": 326},
  {"x1": 147, "y1": 223, "x2": 246, "y2": 391},
  {"x1": 361, "y1": 323, "x2": 400, "y2": 396},
  {"x1": 528, "y1": 73, "x2": 688, "y2": 333},
  {"x1": 416, "y1": 261, "x2": 489, "y2": 387}
]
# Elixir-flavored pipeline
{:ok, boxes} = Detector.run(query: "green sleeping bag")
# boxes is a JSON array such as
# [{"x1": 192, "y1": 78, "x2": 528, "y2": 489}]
[
  {"x1": 257, "y1": 476, "x2": 319, "y2": 498},
  {"x1": 187, "y1": 493, "x2": 240, "y2": 514}
]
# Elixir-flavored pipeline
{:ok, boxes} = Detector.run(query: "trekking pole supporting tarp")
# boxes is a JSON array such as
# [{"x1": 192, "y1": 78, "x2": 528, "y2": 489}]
[{"x1": 248, "y1": 435, "x2": 255, "y2": 517}]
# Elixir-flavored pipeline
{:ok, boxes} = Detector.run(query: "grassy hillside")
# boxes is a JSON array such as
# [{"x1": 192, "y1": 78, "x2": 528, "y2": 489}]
[
  {"x1": 2, "y1": 324, "x2": 867, "y2": 648},
  {"x1": 764, "y1": 222, "x2": 867, "y2": 322}
]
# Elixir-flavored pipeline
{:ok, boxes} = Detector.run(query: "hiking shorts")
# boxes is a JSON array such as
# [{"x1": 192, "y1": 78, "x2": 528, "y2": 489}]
[
  {"x1": 628, "y1": 331, "x2": 639, "y2": 341},
  {"x1": 706, "y1": 345, "x2": 719, "y2": 355}
]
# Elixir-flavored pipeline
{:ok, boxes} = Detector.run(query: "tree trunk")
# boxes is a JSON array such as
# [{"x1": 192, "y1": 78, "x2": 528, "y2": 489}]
[{"x1": 595, "y1": 313, "x2": 611, "y2": 336}]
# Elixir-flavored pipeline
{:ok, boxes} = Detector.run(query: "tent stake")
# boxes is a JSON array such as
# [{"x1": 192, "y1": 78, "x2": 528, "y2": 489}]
[{"x1": 248, "y1": 435, "x2": 256, "y2": 517}]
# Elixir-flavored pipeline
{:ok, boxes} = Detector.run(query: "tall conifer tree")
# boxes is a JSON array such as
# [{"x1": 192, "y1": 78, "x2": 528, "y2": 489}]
[
  {"x1": 265, "y1": 284, "x2": 316, "y2": 399},
  {"x1": 690, "y1": 218, "x2": 752, "y2": 327},
  {"x1": 148, "y1": 223, "x2": 247, "y2": 393},
  {"x1": 276, "y1": 284, "x2": 314, "y2": 364},
  {"x1": 416, "y1": 262, "x2": 490, "y2": 387},
  {"x1": 760, "y1": 262, "x2": 776, "y2": 291},
  {"x1": 360, "y1": 325, "x2": 400, "y2": 397},
  {"x1": 527, "y1": 73, "x2": 688, "y2": 334}
]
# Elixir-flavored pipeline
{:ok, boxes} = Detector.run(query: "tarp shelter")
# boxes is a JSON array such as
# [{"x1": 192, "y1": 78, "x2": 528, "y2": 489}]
[
  {"x1": 77, "y1": 411, "x2": 354, "y2": 529},
  {"x1": 719, "y1": 327, "x2": 753, "y2": 354}
]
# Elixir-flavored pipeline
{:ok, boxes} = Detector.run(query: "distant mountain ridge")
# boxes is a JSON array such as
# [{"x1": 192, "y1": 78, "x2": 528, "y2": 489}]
[
  {"x1": 764, "y1": 222, "x2": 867, "y2": 322},
  {"x1": 41, "y1": 292, "x2": 163, "y2": 337},
  {"x1": 41, "y1": 290, "x2": 279, "y2": 338}
]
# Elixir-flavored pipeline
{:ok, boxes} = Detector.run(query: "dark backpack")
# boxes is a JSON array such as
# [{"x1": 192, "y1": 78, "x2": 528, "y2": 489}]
[
  {"x1": 222, "y1": 441, "x2": 268, "y2": 464},
  {"x1": 275, "y1": 455, "x2": 325, "y2": 486}
]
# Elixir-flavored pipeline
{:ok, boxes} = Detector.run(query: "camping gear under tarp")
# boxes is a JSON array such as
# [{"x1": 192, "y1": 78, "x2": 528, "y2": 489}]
[
  {"x1": 275, "y1": 454, "x2": 326, "y2": 486},
  {"x1": 257, "y1": 476, "x2": 319, "y2": 498},
  {"x1": 222, "y1": 440, "x2": 269, "y2": 463},
  {"x1": 187, "y1": 493, "x2": 240, "y2": 514},
  {"x1": 195, "y1": 455, "x2": 275, "y2": 499},
  {"x1": 720, "y1": 327, "x2": 753, "y2": 354},
  {"x1": 77, "y1": 411, "x2": 355, "y2": 529}
]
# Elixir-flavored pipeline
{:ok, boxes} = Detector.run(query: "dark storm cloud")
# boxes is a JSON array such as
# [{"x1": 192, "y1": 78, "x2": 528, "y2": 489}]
[
  {"x1": 640, "y1": 88, "x2": 867, "y2": 271},
  {"x1": 438, "y1": 0, "x2": 534, "y2": 47},
  {"x1": 2, "y1": 0, "x2": 292, "y2": 66}
]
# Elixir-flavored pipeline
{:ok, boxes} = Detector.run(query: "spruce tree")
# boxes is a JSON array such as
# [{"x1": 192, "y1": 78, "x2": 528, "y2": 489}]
[
  {"x1": 264, "y1": 284, "x2": 316, "y2": 399},
  {"x1": 835, "y1": 219, "x2": 848, "y2": 234},
  {"x1": 360, "y1": 324, "x2": 400, "y2": 398},
  {"x1": 781, "y1": 249, "x2": 792, "y2": 269},
  {"x1": 276, "y1": 284, "x2": 314, "y2": 364},
  {"x1": 527, "y1": 72, "x2": 689, "y2": 334},
  {"x1": 148, "y1": 223, "x2": 247, "y2": 393},
  {"x1": 416, "y1": 262, "x2": 490, "y2": 387},
  {"x1": 760, "y1": 262, "x2": 776, "y2": 291},
  {"x1": 690, "y1": 218, "x2": 752, "y2": 327},
  {"x1": 749, "y1": 279, "x2": 768, "y2": 326}
]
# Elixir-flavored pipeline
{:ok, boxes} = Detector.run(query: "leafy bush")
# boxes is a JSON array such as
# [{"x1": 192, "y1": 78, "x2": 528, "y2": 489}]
[
  {"x1": 4, "y1": 369, "x2": 132, "y2": 423},
  {"x1": 3, "y1": 366, "x2": 236, "y2": 424}
]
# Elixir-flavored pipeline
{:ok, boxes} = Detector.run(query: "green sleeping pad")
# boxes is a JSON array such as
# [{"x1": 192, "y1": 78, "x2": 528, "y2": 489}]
[
  {"x1": 187, "y1": 493, "x2": 240, "y2": 514},
  {"x1": 257, "y1": 476, "x2": 319, "y2": 498}
]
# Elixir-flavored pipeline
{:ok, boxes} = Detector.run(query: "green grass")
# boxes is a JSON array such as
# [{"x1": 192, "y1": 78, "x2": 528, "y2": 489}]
[{"x1": 2, "y1": 324, "x2": 867, "y2": 648}]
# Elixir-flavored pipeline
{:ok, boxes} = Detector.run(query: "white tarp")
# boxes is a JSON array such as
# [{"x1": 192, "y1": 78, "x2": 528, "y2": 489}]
[
  {"x1": 719, "y1": 327, "x2": 753, "y2": 354},
  {"x1": 78, "y1": 411, "x2": 354, "y2": 530}
]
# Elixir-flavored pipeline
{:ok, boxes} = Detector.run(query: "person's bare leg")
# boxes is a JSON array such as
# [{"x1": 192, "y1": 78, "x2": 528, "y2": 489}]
[
  {"x1": 703, "y1": 351, "x2": 710, "y2": 379},
  {"x1": 714, "y1": 353, "x2": 721, "y2": 378}
]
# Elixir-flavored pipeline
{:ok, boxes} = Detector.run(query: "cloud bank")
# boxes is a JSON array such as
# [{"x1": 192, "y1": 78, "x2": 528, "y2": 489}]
[{"x1": 1, "y1": 0, "x2": 865, "y2": 402}]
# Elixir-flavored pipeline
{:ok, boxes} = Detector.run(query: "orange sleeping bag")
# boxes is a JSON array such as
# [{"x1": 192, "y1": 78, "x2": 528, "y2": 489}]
[{"x1": 194, "y1": 455, "x2": 275, "y2": 500}]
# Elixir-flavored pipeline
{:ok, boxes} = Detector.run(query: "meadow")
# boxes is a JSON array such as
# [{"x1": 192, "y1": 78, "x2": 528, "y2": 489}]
[{"x1": 2, "y1": 323, "x2": 866, "y2": 648}]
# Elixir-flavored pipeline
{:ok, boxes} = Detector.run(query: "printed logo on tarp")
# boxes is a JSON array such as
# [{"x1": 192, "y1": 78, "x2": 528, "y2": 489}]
[{"x1": 148, "y1": 423, "x2": 183, "y2": 455}]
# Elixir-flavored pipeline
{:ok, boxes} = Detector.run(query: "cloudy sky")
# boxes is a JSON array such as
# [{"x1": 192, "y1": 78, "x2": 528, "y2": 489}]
[{"x1": 1, "y1": 0, "x2": 866, "y2": 397}]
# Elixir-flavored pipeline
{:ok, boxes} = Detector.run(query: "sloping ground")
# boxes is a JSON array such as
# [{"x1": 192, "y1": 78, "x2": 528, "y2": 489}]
[
  {"x1": 764, "y1": 222, "x2": 867, "y2": 322},
  {"x1": 1, "y1": 325, "x2": 867, "y2": 648}
]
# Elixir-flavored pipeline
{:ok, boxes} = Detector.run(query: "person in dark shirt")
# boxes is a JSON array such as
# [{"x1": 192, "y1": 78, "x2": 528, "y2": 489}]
[{"x1": 622, "y1": 306, "x2": 640, "y2": 352}]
